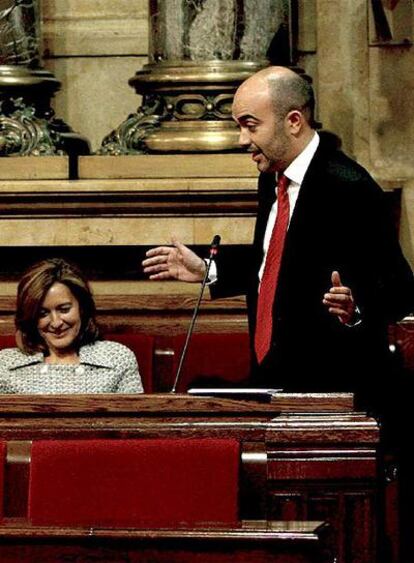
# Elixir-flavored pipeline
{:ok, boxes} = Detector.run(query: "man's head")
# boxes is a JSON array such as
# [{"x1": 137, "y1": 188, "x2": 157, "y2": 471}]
[{"x1": 232, "y1": 66, "x2": 316, "y2": 173}]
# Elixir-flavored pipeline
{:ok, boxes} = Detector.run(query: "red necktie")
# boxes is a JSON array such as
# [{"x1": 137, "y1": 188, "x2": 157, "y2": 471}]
[{"x1": 254, "y1": 174, "x2": 290, "y2": 364}]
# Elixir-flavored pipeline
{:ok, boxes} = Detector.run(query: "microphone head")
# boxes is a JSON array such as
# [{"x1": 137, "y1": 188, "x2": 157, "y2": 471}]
[
  {"x1": 210, "y1": 235, "x2": 221, "y2": 256},
  {"x1": 211, "y1": 235, "x2": 221, "y2": 248}
]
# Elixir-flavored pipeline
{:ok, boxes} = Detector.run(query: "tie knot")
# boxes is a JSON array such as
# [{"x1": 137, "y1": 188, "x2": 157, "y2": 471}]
[{"x1": 277, "y1": 174, "x2": 289, "y2": 194}]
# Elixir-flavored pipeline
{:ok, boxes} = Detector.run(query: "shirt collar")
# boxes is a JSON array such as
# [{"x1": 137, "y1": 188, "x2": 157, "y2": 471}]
[{"x1": 281, "y1": 131, "x2": 319, "y2": 186}]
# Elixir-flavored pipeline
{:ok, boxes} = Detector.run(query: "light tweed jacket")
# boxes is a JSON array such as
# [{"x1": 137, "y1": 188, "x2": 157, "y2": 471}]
[{"x1": 0, "y1": 340, "x2": 143, "y2": 394}]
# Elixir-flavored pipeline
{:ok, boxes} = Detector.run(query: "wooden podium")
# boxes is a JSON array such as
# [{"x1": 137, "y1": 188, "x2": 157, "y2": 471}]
[{"x1": 0, "y1": 393, "x2": 379, "y2": 563}]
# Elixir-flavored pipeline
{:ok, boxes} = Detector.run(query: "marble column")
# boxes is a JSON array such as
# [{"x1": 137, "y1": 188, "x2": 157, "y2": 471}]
[
  {"x1": 0, "y1": 0, "x2": 89, "y2": 156},
  {"x1": 100, "y1": 0, "x2": 296, "y2": 154}
]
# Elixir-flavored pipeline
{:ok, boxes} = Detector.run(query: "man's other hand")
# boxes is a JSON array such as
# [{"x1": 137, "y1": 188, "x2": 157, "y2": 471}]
[{"x1": 323, "y1": 270, "x2": 356, "y2": 324}]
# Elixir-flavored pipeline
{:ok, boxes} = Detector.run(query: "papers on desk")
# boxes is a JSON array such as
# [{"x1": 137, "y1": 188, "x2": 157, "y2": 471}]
[{"x1": 187, "y1": 388, "x2": 283, "y2": 402}]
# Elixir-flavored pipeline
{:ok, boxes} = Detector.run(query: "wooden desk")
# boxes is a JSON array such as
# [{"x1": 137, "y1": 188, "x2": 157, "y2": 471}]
[
  {"x1": 0, "y1": 393, "x2": 379, "y2": 563},
  {"x1": 0, "y1": 520, "x2": 330, "y2": 563}
]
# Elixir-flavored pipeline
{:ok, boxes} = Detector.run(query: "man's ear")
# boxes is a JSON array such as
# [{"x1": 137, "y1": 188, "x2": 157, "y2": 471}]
[{"x1": 285, "y1": 110, "x2": 304, "y2": 135}]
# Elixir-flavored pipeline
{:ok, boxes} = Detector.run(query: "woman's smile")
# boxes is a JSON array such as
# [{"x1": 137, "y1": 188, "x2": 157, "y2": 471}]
[{"x1": 37, "y1": 282, "x2": 82, "y2": 357}]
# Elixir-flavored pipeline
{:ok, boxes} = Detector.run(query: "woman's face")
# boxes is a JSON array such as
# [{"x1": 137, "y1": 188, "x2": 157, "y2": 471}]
[{"x1": 37, "y1": 282, "x2": 82, "y2": 355}]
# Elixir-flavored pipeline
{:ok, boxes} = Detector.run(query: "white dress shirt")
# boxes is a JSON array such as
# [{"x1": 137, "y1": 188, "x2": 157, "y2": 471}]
[{"x1": 259, "y1": 132, "x2": 320, "y2": 281}]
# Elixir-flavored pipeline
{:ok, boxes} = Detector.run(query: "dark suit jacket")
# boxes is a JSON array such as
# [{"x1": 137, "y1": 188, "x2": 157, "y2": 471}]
[{"x1": 212, "y1": 136, "x2": 414, "y2": 405}]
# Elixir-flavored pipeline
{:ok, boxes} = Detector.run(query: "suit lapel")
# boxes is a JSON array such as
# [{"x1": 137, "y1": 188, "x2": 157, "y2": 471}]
[{"x1": 284, "y1": 144, "x2": 326, "y2": 249}]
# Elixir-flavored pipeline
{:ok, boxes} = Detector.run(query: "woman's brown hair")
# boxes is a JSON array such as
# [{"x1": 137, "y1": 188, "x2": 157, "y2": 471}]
[{"x1": 15, "y1": 258, "x2": 99, "y2": 354}]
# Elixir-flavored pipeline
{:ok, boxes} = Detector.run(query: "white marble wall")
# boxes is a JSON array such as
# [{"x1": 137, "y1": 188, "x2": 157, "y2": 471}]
[{"x1": 42, "y1": 0, "x2": 148, "y2": 151}]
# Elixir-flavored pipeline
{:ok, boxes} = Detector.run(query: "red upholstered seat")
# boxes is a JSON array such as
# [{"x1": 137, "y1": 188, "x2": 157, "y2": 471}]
[
  {"x1": 0, "y1": 441, "x2": 5, "y2": 522},
  {"x1": 104, "y1": 333, "x2": 154, "y2": 393},
  {"x1": 168, "y1": 333, "x2": 251, "y2": 392},
  {"x1": 28, "y1": 439, "x2": 239, "y2": 528},
  {"x1": 0, "y1": 335, "x2": 16, "y2": 350}
]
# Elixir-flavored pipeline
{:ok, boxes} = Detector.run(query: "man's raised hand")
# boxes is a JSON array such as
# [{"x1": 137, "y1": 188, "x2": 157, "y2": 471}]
[{"x1": 142, "y1": 238, "x2": 206, "y2": 282}]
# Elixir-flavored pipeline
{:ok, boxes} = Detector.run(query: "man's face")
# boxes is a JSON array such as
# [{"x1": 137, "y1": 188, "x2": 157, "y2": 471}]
[{"x1": 232, "y1": 85, "x2": 292, "y2": 173}]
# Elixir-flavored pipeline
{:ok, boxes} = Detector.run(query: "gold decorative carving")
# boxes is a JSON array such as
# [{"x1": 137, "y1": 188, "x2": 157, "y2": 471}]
[
  {"x1": 0, "y1": 97, "x2": 59, "y2": 156},
  {"x1": 0, "y1": 1, "x2": 90, "y2": 157},
  {"x1": 98, "y1": 0, "x2": 298, "y2": 153},
  {"x1": 99, "y1": 96, "x2": 165, "y2": 156},
  {"x1": 99, "y1": 60, "x2": 265, "y2": 154}
]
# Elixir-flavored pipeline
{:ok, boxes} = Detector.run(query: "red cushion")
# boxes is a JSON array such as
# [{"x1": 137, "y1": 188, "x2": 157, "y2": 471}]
[
  {"x1": 0, "y1": 335, "x2": 16, "y2": 350},
  {"x1": 170, "y1": 333, "x2": 251, "y2": 392},
  {"x1": 0, "y1": 441, "x2": 5, "y2": 522},
  {"x1": 103, "y1": 333, "x2": 154, "y2": 393},
  {"x1": 29, "y1": 439, "x2": 239, "y2": 528}
]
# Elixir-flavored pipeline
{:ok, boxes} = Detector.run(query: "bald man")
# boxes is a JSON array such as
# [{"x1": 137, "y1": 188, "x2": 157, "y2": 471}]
[{"x1": 143, "y1": 66, "x2": 414, "y2": 404}]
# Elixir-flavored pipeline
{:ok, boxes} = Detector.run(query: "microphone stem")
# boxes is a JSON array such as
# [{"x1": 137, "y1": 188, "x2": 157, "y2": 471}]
[{"x1": 170, "y1": 255, "x2": 213, "y2": 393}]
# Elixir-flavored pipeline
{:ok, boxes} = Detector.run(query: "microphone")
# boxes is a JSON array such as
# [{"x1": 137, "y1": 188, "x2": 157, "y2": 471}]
[
  {"x1": 209, "y1": 234, "x2": 221, "y2": 257},
  {"x1": 170, "y1": 235, "x2": 221, "y2": 393}
]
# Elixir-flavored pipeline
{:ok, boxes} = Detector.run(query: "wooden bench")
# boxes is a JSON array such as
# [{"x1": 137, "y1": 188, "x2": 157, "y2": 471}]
[
  {"x1": 0, "y1": 393, "x2": 378, "y2": 562},
  {"x1": 0, "y1": 332, "x2": 251, "y2": 394}
]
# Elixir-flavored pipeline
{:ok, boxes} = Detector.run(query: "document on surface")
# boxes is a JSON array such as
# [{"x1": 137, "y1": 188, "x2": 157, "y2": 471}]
[{"x1": 187, "y1": 388, "x2": 283, "y2": 401}]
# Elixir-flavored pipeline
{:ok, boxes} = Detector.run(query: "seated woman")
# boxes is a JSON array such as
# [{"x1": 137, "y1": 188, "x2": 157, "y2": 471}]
[{"x1": 0, "y1": 258, "x2": 143, "y2": 394}]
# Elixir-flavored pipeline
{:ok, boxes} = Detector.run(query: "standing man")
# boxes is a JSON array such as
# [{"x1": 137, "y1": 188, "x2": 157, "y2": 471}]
[{"x1": 143, "y1": 66, "x2": 414, "y2": 405}]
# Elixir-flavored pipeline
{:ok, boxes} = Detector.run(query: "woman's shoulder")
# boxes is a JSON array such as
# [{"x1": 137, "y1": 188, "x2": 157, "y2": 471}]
[
  {"x1": 80, "y1": 340, "x2": 137, "y2": 365},
  {"x1": 0, "y1": 347, "x2": 37, "y2": 368},
  {"x1": 90, "y1": 339, "x2": 135, "y2": 354}
]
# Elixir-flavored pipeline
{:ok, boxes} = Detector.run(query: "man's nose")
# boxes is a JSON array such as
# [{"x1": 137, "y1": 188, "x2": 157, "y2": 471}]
[{"x1": 238, "y1": 127, "x2": 250, "y2": 148}]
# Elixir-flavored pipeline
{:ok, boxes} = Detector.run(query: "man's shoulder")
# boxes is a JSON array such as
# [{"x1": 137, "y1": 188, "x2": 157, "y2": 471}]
[
  {"x1": 324, "y1": 151, "x2": 370, "y2": 183},
  {"x1": 315, "y1": 133, "x2": 373, "y2": 183}
]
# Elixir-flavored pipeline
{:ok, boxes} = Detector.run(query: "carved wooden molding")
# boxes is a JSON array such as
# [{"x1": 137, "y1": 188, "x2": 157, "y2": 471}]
[{"x1": 0, "y1": 187, "x2": 257, "y2": 218}]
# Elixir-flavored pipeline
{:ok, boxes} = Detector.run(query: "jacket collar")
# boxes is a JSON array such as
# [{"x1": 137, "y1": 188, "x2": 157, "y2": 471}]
[
  {"x1": 79, "y1": 342, "x2": 113, "y2": 368},
  {"x1": 9, "y1": 351, "x2": 44, "y2": 370},
  {"x1": 9, "y1": 341, "x2": 113, "y2": 370}
]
